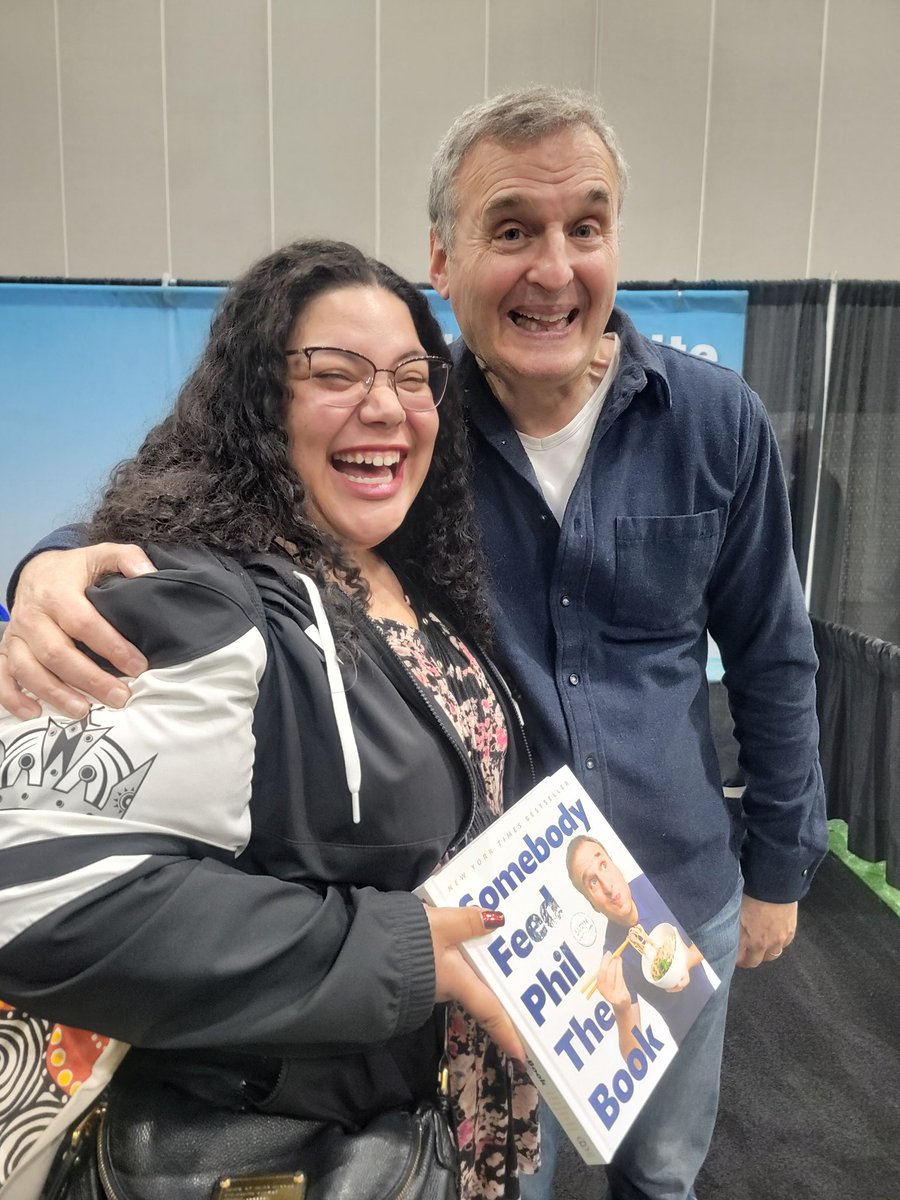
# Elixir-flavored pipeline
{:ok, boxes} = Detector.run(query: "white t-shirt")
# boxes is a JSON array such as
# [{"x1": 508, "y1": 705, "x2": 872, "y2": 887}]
[{"x1": 517, "y1": 334, "x2": 621, "y2": 523}]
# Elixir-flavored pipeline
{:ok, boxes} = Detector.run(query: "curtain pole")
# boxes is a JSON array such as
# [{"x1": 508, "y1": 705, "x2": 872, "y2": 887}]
[{"x1": 804, "y1": 273, "x2": 838, "y2": 610}]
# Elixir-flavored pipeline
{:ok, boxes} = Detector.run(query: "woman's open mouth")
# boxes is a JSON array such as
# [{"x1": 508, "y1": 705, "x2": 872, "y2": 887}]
[{"x1": 332, "y1": 450, "x2": 404, "y2": 485}]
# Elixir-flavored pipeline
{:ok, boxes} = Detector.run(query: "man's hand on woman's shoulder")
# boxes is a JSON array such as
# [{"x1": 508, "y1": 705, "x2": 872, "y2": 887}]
[{"x1": 0, "y1": 543, "x2": 154, "y2": 719}]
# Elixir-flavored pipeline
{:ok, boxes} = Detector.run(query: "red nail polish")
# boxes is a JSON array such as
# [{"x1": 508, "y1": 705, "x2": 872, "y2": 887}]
[{"x1": 481, "y1": 910, "x2": 505, "y2": 929}]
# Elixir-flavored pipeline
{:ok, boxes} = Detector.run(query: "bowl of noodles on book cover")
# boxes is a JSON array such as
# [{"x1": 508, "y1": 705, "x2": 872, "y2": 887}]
[{"x1": 641, "y1": 923, "x2": 688, "y2": 990}]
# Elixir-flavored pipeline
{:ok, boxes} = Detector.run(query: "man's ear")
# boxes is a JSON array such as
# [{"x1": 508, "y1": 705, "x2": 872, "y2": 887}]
[{"x1": 429, "y1": 228, "x2": 450, "y2": 299}]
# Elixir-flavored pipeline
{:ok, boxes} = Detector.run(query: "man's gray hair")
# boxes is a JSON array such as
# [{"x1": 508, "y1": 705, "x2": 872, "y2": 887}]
[{"x1": 428, "y1": 85, "x2": 629, "y2": 251}]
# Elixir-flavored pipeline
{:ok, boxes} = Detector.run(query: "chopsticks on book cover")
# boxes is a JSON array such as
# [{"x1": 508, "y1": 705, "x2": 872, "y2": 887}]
[
  {"x1": 579, "y1": 934, "x2": 633, "y2": 999},
  {"x1": 610, "y1": 934, "x2": 631, "y2": 960}
]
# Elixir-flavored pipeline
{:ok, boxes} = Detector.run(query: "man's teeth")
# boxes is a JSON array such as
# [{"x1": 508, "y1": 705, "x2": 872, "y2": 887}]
[
  {"x1": 510, "y1": 310, "x2": 574, "y2": 332},
  {"x1": 333, "y1": 451, "x2": 401, "y2": 467}
]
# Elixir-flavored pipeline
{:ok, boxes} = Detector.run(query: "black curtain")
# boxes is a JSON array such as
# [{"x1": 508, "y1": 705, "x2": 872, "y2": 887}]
[
  {"x1": 739, "y1": 281, "x2": 829, "y2": 584},
  {"x1": 812, "y1": 616, "x2": 900, "y2": 888},
  {"x1": 620, "y1": 279, "x2": 829, "y2": 585},
  {"x1": 809, "y1": 281, "x2": 900, "y2": 645}
]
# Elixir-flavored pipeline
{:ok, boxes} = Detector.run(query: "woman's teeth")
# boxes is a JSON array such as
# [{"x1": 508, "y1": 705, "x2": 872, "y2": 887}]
[
  {"x1": 333, "y1": 451, "x2": 401, "y2": 468},
  {"x1": 332, "y1": 450, "x2": 402, "y2": 484}
]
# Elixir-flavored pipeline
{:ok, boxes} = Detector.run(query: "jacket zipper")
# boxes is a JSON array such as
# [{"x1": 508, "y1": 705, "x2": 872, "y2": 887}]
[
  {"x1": 365, "y1": 616, "x2": 535, "y2": 850},
  {"x1": 477, "y1": 647, "x2": 536, "y2": 798},
  {"x1": 365, "y1": 615, "x2": 484, "y2": 849}
]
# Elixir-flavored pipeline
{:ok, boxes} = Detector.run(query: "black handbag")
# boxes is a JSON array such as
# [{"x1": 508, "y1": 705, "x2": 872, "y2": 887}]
[{"x1": 44, "y1": 1075, "x2": 460, "y2": 1200}]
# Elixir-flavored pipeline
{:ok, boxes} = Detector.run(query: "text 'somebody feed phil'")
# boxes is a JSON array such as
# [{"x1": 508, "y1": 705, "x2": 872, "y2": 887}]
[{"x1": 416, "y1": 767, "x2": 720, "y2": 1164}]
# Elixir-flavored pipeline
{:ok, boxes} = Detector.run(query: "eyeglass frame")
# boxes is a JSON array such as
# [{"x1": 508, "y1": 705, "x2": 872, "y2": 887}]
[{"x1": 285, "y1": 345, "x2": 452, "y2": 410}]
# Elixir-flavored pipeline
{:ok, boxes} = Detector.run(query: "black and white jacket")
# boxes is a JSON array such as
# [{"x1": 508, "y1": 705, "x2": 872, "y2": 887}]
[{"x1": 0, "y1": 544, "x2": 530, "y2": 1126}]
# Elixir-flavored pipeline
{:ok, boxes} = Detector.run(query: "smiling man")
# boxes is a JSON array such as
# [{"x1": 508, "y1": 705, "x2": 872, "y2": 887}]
[
  {"x1": 429, "y1": 123, "x2": 620, "y2": 436},
  {"x1": 426, "y1": 87, "x2": 827, "y2": 1200}
]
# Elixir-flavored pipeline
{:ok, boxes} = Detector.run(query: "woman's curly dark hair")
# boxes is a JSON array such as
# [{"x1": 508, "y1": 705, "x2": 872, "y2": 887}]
[{"x1": 87, "y1": 239, "x2": 491, "y2": 649}]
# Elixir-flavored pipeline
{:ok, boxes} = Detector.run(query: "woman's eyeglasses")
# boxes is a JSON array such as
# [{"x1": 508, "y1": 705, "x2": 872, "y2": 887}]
[{"x1": 286, "y1": 346, "x2": 451, "y2": 411}]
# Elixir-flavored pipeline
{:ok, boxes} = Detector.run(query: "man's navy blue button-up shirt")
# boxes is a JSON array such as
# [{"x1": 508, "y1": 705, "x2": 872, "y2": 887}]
[{"x1": 456, "y1": 309, "x2": 827, "y2": 932}]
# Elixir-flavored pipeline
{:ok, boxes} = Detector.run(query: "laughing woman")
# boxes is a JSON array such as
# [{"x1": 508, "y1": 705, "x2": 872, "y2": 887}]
[{"x1": 0, "y1": 240, "x2": 538, "y2": 1199}]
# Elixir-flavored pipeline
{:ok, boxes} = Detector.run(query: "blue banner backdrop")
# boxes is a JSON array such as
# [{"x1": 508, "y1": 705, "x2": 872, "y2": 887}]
[{"x1": 0, "y1": 283, "x2": 747, "y2": 650}]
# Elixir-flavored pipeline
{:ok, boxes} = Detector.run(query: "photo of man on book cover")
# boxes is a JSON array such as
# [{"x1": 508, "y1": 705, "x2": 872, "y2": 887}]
[{"x1": 566, "y1": 835, "x2": 717, "y2": 1060}]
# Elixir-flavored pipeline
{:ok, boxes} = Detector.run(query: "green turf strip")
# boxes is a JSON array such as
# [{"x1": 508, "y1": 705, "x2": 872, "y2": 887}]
[{"x1": 827, "y1": 819, "x2": 900, "y2": 917}]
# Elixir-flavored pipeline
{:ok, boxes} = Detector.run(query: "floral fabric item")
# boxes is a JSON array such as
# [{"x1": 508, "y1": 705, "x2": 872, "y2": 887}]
[
  {"x1": 0, "y1": 1001, "x2": 128, "y2": 1199},
  {"x1": 376, "y1": 613, "x2": 539, "y2": 1200}
]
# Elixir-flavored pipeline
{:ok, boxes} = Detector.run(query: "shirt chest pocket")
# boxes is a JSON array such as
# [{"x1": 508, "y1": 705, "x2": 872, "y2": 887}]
[{"x1": 611, "y1": 509, "x2": 724, "y2": 632}]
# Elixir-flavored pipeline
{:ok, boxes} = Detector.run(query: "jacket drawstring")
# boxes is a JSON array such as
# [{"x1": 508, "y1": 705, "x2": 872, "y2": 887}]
[{"x1": 293, "y1": 572, "x2": 362, "y2": 824}]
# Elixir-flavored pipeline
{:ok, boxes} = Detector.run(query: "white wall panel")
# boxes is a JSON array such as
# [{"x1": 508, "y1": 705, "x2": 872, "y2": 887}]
[
  {"x1": 57, "y1": 0, "x2": 168, "y2": 277},
  {"x1": 487, "y1": 0, "x2": 596, "y2": 96},
  {"x1": 0, "y1": 0, "x2": 66, "y2": 275},
  {"x1": 700, "y1": 0, "x2": 824, "y2": 279},
  {"x1": 809, "y1": 0, "x2": 900, "y2": 278},
  {"x1": 2, "y1": 0, "x2": 899, "y2": 282},
  {"x1": 271, "y1": 0, "x2": 377, "y2": 255},
  {"x1": 164, "y1": 0, "x2": 270, "y2": 279},
  {"x1": 597, "y1": 0, "x2": 712, "y2": 282},
  {"x1": 380, "y1": 0, "x2": 486, "y2": 281}
]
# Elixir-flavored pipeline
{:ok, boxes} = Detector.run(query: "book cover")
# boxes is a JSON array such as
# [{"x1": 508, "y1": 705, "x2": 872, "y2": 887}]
[{"x1": 417, "y1": 766, "x2": 720, "y2": 1165}]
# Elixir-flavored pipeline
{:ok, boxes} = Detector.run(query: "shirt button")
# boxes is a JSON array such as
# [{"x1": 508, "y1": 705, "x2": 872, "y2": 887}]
[
  {"x1": 560, "y1": 596, "x2": 570, "y2": 607},
  {"x1": 568, "y1": 673, "x2": 580, "y2": 686},
  {"x1": 585, "y1": 756, "x2": 596, "y2": 770}
]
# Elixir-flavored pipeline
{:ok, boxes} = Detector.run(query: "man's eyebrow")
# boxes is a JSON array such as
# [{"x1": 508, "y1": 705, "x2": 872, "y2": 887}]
[
  {"x1": 483, "y1": 186, "x2": 614, "y2": 220},
  {"x1": 585, "y1": 186, "x2": 613, "y2": 208},
  {"x1": 483, "y1": 193, "x2": 528, "y2": 219}
]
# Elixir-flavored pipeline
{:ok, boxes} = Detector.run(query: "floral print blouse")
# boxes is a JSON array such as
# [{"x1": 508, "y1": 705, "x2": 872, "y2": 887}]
[{"x1": 375, "y1": 611, "x2": 539, "y2": 1200}]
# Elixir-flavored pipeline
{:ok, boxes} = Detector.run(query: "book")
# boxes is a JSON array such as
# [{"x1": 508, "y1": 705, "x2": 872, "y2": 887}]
[{"x1": 416, "y1": 765, "x2": 720, "y2": 1164}]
